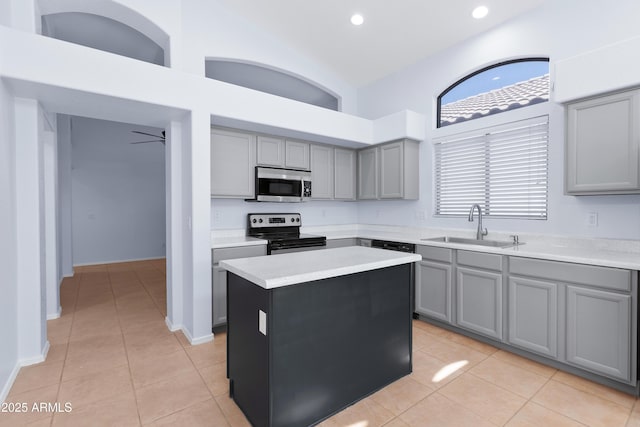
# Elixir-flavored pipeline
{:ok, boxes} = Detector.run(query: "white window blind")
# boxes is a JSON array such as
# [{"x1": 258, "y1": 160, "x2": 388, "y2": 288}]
[{"x1": 434, "y1": 116, "x2": 548, "y2": 219}]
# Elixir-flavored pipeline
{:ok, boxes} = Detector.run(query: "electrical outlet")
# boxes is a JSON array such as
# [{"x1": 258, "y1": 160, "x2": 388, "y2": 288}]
[
  {"x1": 587, "y1": 212, "x2": 598, "y2": 227},
  {"x1": 213, "y1": 210, "x2": 222, "y2": 223},
  {"x1": 259, "y1": 310, "x2": 267, "y2": 335}
]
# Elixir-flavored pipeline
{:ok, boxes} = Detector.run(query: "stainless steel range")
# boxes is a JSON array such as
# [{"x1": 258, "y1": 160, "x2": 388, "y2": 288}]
[{"x1": 247, "y1": 213, "x2": 326, "y2": 255}]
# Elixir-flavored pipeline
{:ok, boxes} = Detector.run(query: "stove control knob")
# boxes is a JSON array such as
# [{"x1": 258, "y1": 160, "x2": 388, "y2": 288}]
[
  {"x1": 259, "y1": 219, "x2": 263, "y2": 223},
  {"x1": 291, "y1": 218, "x2": 295, "y2": 223},
  {"x1": 252, "y1": 219, "x2": 257, "y2": 223},
  {"x1": 296, "y1": 218, "x2": 300, "y2": 222}
]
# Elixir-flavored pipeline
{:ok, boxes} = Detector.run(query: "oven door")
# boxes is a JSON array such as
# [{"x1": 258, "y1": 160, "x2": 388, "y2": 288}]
[{"x1": 256, "y1": 167, "x2": 311, "y2": 202}]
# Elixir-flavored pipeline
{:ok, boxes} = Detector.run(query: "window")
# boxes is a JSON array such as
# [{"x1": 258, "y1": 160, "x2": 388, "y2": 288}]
[
  {"x1": 437, "y1": 59, "x2": 549, "y2": 128},
  {"x1": 434, "y1": 116, "x2": 548, "y2": 219}
]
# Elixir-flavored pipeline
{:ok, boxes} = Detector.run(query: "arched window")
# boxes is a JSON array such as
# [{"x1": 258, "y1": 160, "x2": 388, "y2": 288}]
[{"x1": 437, "y1": 58, "x2": 549, "y2": 128}]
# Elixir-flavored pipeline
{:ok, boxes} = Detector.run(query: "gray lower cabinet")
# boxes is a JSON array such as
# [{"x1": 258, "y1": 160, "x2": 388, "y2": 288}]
[
  {"x1": 415, "y1": 246, "x2": 453, "y2": 323},
  {"x1": 509, "y1": 256, "x2": 636, "y2": 384},
  {"x1": 210, "y1": 128, "x2": 256, "y2": 198},
  {"x1": 358, "y1": 239, "x2": 371, "y2": 247},
  {"x1": 212, "y1": 245, "x2": 267, "y2": 327},
  {"x1": 566, "y1": 286, "x2": 631, "y2": 381},
  {"x1": 455, "y1": 251, "x2": 503, "y2": 340},
  {"x1": 325, "y1": 238, "x2": 358, "y2": 249},
  {"x1": 508, "y1": 276, "x2": 558, "y2": 358}
]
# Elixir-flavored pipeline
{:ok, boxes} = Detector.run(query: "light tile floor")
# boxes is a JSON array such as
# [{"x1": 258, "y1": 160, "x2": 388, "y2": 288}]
[{"x1": 2, "y1": 259, "x2": 639, "y2": 426}]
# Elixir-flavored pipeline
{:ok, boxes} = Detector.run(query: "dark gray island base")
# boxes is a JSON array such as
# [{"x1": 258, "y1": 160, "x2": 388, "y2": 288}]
[{"x1": 227, "y1": 264, "x2": 413, "y2": 427}]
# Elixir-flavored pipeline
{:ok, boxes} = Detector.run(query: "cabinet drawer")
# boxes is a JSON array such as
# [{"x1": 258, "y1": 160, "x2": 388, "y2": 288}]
[
  {"x1": 213, "y1": 245, "x2": 267, "y2": 264},
  {"x1": 417, "y1": 245, "x2": 452, "y2": 263},
  {"x1": 510, "y1": 257, "x2": 630, "y2": 291},
  {"x1": 457, "y1": 250, "x2": 503, "y2": 271}
]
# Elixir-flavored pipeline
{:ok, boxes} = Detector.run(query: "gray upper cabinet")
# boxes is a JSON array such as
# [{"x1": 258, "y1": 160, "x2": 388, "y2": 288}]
[
  {"x1": 257, "y1": 135, "x2": 285, "y2": 167},
  {"x1": 334, "y1": 148, "x2": 356, "y2": 200},
  {"x1": 566, "y1": 286, "x2": 631, "y2": 382},
  {"x1": 357, "y1": 139, "x2": 419, "y2": 200},
  {"x1": 380, "y1": 140, "x2": 419, "y2": 199},
  {"x1": 285, "y1": 140, "x2": 310, "y2": 170},
  {"x1": 508, "y1": 276, "x2": 558, "y2": 358},
  {"x1": 358, "y1": 147, "x2": 378, "y2": 200},
  {"x1": 211, "y1": 128, "x2": 256, "y2": 198},
  {"x1": 310, "y1": 144, "x2": 334, "y2": 199},
  {"x1": 455, "y1": 251, "x2": 503, "y2": 340},
  {"x1": 257, "y1": 136, "x2": 310, "y2": 170},
  {"x1": 566, "y1": 89, "x2": 640, "y2": 194},
  {"x1": 415, "y1": 246, "x2": 453, "y2": 323}
]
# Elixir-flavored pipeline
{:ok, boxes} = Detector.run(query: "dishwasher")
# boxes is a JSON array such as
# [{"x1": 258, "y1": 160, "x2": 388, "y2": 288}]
[{"x1": 371, "y1": 240, "x2": 418, "y2": 316}]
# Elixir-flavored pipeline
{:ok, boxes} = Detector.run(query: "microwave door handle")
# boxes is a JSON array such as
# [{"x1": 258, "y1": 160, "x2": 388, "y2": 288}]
[{"x1": 300, "y1": 177, "x2": 304, "y2": 198}]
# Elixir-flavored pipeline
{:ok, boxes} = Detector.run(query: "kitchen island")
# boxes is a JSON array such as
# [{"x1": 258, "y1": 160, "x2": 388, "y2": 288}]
[{"x1": 220, "y1": 246, "x2": 421, "y2": 427}]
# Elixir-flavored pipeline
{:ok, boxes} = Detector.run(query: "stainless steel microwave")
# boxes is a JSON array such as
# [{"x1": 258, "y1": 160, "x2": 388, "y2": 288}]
[{"x1": 253, "y1": 166, "x2": 312, "y2": 202}]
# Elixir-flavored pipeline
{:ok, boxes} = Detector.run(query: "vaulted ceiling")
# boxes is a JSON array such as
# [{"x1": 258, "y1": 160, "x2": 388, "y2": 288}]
[{"x1": 218, "y1": 0, "x2": 546, "y2": 87}]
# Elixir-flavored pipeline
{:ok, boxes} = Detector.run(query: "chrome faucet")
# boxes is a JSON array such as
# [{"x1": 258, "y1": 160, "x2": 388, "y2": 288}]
[{"x1": 468, "y1": 204, "x2": 488, "y2": 240}]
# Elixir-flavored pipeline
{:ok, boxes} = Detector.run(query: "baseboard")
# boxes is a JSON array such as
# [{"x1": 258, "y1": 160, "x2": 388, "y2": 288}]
[
  {"x1": 72, "y1": 256, "x2": 165, "y2": 267},
  {"x1": 179, "y1": 325, "x2": 213, "y2": 346},
  {"x1": 165, "y1": 316, "x2": 180, "y2": 332},
  {"x1": 47, "y1": 306, "x2": 62, "y2": 320},
  {"x1": 19, "y1": 341, "x2": 50, "y2": 367},
  {"x1": 0, "y1": 362, "x2": 20, "y2": 404}
]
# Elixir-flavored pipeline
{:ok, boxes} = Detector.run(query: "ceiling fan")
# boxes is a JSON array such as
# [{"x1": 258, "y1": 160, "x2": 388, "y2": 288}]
[{"x1": 131, "y1": 130, "x2": 165, "y2": 145}]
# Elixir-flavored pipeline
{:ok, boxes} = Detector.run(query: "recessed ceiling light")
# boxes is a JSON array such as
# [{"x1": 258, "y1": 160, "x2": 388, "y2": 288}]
[
  {"x1": 472, "y1": 6, "x2": 489, "y2": 19},
  {"x1": 350, "y1": 14, "x2": 364, "y2": 26}
]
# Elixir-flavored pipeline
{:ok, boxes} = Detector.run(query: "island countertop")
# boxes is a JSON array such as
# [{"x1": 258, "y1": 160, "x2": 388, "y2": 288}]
[{"x1": 219, "y1": 246, "x2": 422, "y2": 289}]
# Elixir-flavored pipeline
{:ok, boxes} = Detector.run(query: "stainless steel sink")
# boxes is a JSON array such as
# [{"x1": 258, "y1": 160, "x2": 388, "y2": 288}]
[{"x1": 422, "y1": 236, "x2": 520, "y2": 248}]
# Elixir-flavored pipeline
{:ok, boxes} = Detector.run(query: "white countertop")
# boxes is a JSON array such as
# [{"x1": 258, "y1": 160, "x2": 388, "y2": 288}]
[
  {"x1": 211, "y1": 224, "x2": 640, "y2": 270},
  {"x1": 219, "y1": 246, "x2": 421, "y2": 289}
]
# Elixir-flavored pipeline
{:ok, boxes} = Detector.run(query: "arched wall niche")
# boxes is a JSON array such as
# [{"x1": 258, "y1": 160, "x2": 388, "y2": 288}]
[
  {"x1": 38, "y1": 0, "x2": 171, "y2": 66},
  {"x1": 205, "y1": 58, "x2": 342, "y2": 111}
]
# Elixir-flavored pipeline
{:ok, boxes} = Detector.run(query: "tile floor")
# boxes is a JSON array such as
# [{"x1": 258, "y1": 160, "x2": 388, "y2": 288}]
[{"x1": 2, "y1": 259, "x2": 640, "y2": 426}]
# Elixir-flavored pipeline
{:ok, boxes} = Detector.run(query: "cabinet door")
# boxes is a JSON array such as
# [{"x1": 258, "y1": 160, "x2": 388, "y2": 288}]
[
  {"x1": 566, "y1": 90, "x2": 640, "y2": 194},
  {"x1": 285, "y1": 141, "x2": 310, "y2": 170},
  {"x1": 325, "y1": 238, "x2": 358, "y2": 249},
  {"x1": 212, "y1": 265, "x2": 227, "y2": 327},
  {"x1": 456, "y1": 267, "x2": 503, "y2": 340},
  {"x1": 310, "y1": 145, "x2": 334, "y2": 199},
  {"x1": 358, "y1": 147, "x2": 378, "y2": 199},
  {"x1": 334, "y1": 148, "x2": 356, "y2": 200},
  {"x1": 210, "y1": 129, "x2": 256, "y2": 198},
  {"x1": 380, "y1": 141, "x2": 404, "y2": 199},
  {"x1": 508, "y1": 277, "x2": 558, "y2": 358},
  {"x1": 566, "y1": 286, "x2": 631, "y2": 381},
  {"x1": 257, "y1": 135, "x2": 285, "y2": 167},
  {"x1": 416, "y1": 261, "x2": 452, "y2": 323}
]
